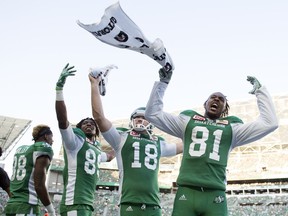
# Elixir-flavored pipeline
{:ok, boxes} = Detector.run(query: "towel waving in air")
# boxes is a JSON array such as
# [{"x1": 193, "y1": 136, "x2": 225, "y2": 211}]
[{"x1": 77, "y1": 2, "x2": 174, "y2": 72}]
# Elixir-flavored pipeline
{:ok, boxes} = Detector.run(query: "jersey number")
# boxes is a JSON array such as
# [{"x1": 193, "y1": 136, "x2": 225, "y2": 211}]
[
  {"x1": 131, "y1": 142, "x2": 158, "y2": 170},
  {"x1": 189, "y1": 126, "x2": 222, "y2": 161},
  {"x1": 11, "y1": 155, "x2": 27, "y2": 181},
  {"x1": 84, "y1": 149, "x2": 98, "y2": 175}
]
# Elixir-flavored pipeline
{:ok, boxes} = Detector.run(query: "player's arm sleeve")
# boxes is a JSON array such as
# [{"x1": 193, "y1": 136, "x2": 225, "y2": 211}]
[
  {"x1": 160, "y1": 141, "x2": 177, "y2": 157},
  {"x1": 100, "y1": 152, "x2": 108, "y2": 162},
  {"x1": 101, "y1": 126, "x2": 121, "y2": 151},
  {"x1": 60, "y1": 124, "x2": 82, "y2": 151},
  {"x1": 145, "y1": 81, "x2": 187, "y2": 138},
  {"x1": 232, "y1": 86, "x2": 278, "y2": 147}
]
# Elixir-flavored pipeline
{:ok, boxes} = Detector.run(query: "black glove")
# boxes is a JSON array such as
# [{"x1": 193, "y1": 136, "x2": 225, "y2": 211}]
[
  {"x1": 159, "y1": 68, "x2": 172, "y2": 84},
  {"x1": 247, "y1": 76, "x2": 261, "y2": 94}
]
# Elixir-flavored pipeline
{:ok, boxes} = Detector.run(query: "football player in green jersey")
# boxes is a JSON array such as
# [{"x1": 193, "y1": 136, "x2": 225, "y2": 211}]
[
  {"x1": 5, "y1": 124, "x2": 55, "y2": 216},
  {"x1": 55, "y1": 64, "x2": 115, "y2": 216},
  {"x1": 145, "y1": 68, "x2": 278, "y2": 216},
  {"x1": 88, "y1": 66, "x2": 183, "y2": 216}
]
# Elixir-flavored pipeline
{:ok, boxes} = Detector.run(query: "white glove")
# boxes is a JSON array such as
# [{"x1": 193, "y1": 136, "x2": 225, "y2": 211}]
[
  {"x1": 89, "y1": 64, "x2": 118, "y2": 96},
  {"x1": 45, "y1": 203, "x2": 56, "y2": 216}
]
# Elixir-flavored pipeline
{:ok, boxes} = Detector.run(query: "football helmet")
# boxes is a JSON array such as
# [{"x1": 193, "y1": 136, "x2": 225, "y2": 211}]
[{"x1": 129, "y1": 107, "x2": 154, "y2": 134}]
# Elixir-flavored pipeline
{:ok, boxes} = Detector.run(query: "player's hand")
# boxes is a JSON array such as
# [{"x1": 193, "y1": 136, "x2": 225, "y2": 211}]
[
  {"x1": 45, "y1": 203, "x2": 56, "y2": 216},
  {"x1": 89, "y1": 64, "x2": 118, "y2": 96},
  {"x1": 159, "y1": 67, "x2": 172, "y2": 84},
  {"x1": 89, "y1": 64, "x2": 117, "y2": 79},
  {"x1": 56, "y1": 63, "x2": 76, "y2": 90},
  {"x1": 247, "y1": 76, "x2": 261, "y2": 94}
]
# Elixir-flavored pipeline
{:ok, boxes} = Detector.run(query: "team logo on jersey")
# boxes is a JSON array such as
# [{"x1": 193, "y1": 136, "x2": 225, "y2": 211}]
[
  {"x1": 192, "y1": 115, "x2": 206, "y2": 121},
  {"x1": 215, "y1": 120, "x2": 229, "y2": 125},
  {"x1": 126, "y1": 206, "x2": 134, "y2": 211},
  {"x1": 130, "y1": 131, "x2": 141, "y2": 137},
  {"x1": 213, "y1": 195, "x2": 225, "y2": 204},
  {"x1": 179, "y1": 194, "x2": 187, "y2": 201}
]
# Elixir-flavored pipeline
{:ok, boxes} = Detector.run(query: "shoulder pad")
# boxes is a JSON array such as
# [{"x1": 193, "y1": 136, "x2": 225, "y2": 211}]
[
  {"x1": 180, "y1": 110, "x2": 197, "y2": 117},
  {"x1": 223, "y1": 116, "x2": 243, "y2": 124},
  {"x1": 154, "y1": 135, "x2": 164, "y2": 141},
  {"x1": 116, "y1": 127, "x2": 129, "y2": 133},
  {"x1": 73, "y1": 127, "x2": 86, "y2": 138}
]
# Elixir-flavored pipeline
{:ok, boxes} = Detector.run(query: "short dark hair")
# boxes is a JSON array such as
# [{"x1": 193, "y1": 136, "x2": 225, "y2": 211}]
[
  {"x1": 32, "y1": 124, "x2": 52, "y2": 141},
  {"x1": 76, "y1": 117, "x2": 100, "y2": 137}
]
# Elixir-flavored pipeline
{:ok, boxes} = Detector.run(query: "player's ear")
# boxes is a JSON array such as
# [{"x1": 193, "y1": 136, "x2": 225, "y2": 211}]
[{"x1": 203, "y1": 100, "x2": 208, "y2": 109}]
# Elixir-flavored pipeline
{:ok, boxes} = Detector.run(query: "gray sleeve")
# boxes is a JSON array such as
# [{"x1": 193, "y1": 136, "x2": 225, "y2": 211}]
[
  {"x1": 145, "y1": 81, "x2": 187, "y2": 139},
  {"x1": 60, "y1": 124, "x2": 83, "y2": 151},
  {"x1": 101, "y1": 126, "x2": 121, "y2": 152},
  {"x1": 160, "y1": 140, "x2": 177, "y2": 157},
  {"x1": 231, "y1": 86, "x2": 278, "y2": 148}
]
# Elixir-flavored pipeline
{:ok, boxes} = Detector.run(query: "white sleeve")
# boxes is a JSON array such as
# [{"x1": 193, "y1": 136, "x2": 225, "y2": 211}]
[
  {"x1": 100, "y1": 152, "x2": 108, "y2": 162},
  {"x1": 231, "y1": 86, "x2": 278, "y2": 148},
  {"x1": 160, "y1": 140, "x2": 177, "y2": 157},
  {"x1": 59, "y1": 124, "x2": 83, "y2": 151},
  {"x1": 101, "y1": 126, "x2": 121, "y2": 151},
  {"x1": 145, "y1": 81, "x2": 187, "y2": 139}
]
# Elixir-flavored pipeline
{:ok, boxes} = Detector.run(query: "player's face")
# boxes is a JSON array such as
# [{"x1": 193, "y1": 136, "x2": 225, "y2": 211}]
[
  {"x1": 81, "y1": 119, "x2": 97, "y2": 136},
  {"x1": 134, "y1": 116, "x2": 146, "y2": 122},
  {"x1": 134, "y1": 116, "x2": 149, "y2": 126},
  {"x1": 204, "y1": 92, "x2": 227, "y2": 120},
  {"x1": 133, "y1": 116, "x2": 150, "y2": 134},
  {"x1": 45, "y1": 134, "x2": 54, "y2": 145}
]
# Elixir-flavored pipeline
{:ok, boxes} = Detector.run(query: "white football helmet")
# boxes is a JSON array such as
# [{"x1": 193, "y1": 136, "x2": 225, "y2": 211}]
[{"x1": 129, "y1": 107, "x2": 154, "y2": 134}]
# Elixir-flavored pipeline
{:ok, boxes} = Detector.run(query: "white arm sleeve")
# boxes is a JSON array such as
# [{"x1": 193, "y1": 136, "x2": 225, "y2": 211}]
[
  {"x1": 145, "y1": 81, "x2": 187, "y2": 139},
  {"x1": 231, "y1": 86, "x2": 278, "y2": 148},
  {"x1": 100, "y1": 152, "x2": 108, "y2": 162},
  {"x1": 101, "y1": 126, "x2": 121, "y2": 151},
  {"x1": 60, "y1": 124, "x2": 83, "y2": 151},
  {"x1": 160, "y1": 140, "x2": 177, "y2": 157}
]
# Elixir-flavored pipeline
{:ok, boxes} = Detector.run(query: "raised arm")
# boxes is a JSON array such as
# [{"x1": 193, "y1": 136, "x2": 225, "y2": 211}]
[
  {"x1": 145, "y1": 68, "x2": 186, "y2": 138},
  {"x1": 89, "y1": 69, "x2": 113, "y2": 133},
  {"x1": 55, "y1": 63, "x2": 76, "y2": 129},
  {"x1": 232, "y1": 76, "x2": 278, "y2": 146}
]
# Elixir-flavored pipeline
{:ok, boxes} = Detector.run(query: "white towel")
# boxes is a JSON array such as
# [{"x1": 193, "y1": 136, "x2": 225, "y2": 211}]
[
  {"x1": 89, "y1": 64, "x2": 118, "y2": 96},
  {"x1": 77, "y1": 2, "x2": 174, "y2": 72}
]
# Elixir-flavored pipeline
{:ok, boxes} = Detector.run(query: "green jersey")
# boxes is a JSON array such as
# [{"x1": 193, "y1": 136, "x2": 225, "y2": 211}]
[
  {"x1": 145, "y1": 81, "x2": 278, "y2": 192},
  {"x1": 60, "y1": 126, "x2": 102, "y2": 210},
  {"x1": 5, "y1": 142, "x2": 53, "y2": 213},
  {"x1": 102, "y1": 127, "x2": 177, "y2": 206},
  {"x1": 177, "y1": 110, "x2": 242, "y2": 190},
  {"x1": 121, "y1": 130, "x2": 162, "y2": 205}
]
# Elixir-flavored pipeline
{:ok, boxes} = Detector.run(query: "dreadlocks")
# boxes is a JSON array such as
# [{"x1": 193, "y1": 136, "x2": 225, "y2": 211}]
[{"x1": 76, "y1": 117, "x2": 100, "y2": 137}]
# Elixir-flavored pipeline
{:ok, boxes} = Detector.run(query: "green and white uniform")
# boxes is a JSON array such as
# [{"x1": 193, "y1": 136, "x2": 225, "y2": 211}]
[
  {"x1": 102, "y1": 127, "x2": 177, "y2": 216},
  {"x1": 5, "y1": 142, "x2": 53, "y2": 215},
  {"x1": 145, "y1": 81, "x2": 278, "y2": 216},
  {"x1": 59, "y1": 125, "x2": 103, "y2": 215}
]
